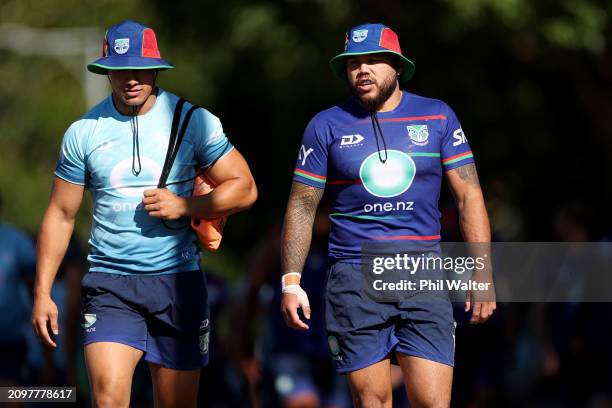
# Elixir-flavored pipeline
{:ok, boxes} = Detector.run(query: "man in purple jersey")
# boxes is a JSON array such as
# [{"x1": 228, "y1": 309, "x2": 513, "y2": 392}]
[{"x1": 280, "y1": 23, "x2": 496, "y2": 407}]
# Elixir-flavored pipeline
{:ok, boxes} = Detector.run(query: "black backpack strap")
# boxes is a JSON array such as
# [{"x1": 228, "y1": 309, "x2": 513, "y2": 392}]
[
  {"x1": 158, "y1": 98, "x2": 201, "y2": 189},
  {"x1": 165, "y1": 104, "x2": 200, "y2": 180},
  {"x1": 158, "y1": 99, "x2": 202, "y2": 189},
  {"x1": 158, "y1": 98, "x2": 186, "y2": 188}
]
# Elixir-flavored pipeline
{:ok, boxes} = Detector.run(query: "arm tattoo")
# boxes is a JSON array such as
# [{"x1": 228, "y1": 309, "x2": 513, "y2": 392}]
[
  {"x1": 453, "y1": 163, "x2": 481, "y2": 188},
  {"x1": 281, "y1": 182, "x2": 324, "y2": 275}
]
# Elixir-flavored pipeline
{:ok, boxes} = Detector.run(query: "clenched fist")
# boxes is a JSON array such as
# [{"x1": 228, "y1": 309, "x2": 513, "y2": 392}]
[{"x1": 143, "y1": 188, "x2": 188, "y2": 220}]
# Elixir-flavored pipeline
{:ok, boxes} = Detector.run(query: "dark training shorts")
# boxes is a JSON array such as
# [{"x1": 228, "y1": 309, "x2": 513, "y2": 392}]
[
  {"x1": 325, "y1": 262, "x2": 456, "y2": 373},
  {"x1": 81, "y1": 270, "x2": 210, "y2": 370}
]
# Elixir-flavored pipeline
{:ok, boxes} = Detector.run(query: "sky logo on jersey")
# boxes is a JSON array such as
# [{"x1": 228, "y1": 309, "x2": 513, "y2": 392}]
[
  {"x1": 407, "y1": 125, "x2": 429, "y2": 146},
  {"x1": 352, "y1": 29, "x2": 368, "y2": 43},
  {"x1": 452, "y1": 128, "x2": 467, "y2": 146},
  {"x1": 340, "y1": 134, "x2": 364, "y2": 148},
  {"x1": 359, "y1": 150, "x2": 416, "y2": 198}
]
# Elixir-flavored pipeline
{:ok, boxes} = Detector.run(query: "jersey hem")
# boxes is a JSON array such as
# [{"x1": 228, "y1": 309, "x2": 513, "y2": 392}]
[{"x1": 86, "y1": 267, "x2": 201, "y2": 276}]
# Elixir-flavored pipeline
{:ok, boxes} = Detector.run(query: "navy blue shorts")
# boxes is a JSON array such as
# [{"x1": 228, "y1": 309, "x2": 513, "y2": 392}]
[
  {"x1": 81, "y1": 271, "x2": 210, "y2": 370},
  {"x1": 325, "y1": 262, "x2": 455, "y2": 373}
]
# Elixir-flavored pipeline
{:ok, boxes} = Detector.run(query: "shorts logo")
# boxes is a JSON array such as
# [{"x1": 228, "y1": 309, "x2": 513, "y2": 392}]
[
  {"x1": 359, "y1": 150, "x2": 416, "y2": 198},
  {"x1": 199, "y1": 333, "x2": 209, "y2": 355},
  {"x1": 352, "y1": 29, "x2": 368, "y2": 43},
  {"x1": 328, "y1": 335, "x2": 341, "y2": 357},
  {"x1": 200, "y1": 319, "x2": 209, "y2": 330},
  {"x1": 340, "y1": 134, "x2": 364, "y2": 148},
  {"x1": 407, "y1": 125, "x2": 429, "y2": 146},
  {"x1": 82, "y1": 313, "x2": 97, "y2": 329},
  {"x1": 114, "y1": 38, "x2": 130, "y2": 54}
]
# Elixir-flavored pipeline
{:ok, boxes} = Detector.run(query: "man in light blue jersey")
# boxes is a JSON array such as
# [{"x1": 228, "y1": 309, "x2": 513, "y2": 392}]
[{"x1": 32, "y1": 20, "x2": 257, "y2": 407}]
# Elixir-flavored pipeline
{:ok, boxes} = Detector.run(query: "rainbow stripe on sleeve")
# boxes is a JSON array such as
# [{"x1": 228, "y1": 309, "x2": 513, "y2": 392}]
[
  {"x1": 294, "y1": 168, "x2": 326, "y2": 185},
  {"x1": 442, "y1": 151, "x2": 473, "y2": 166}
]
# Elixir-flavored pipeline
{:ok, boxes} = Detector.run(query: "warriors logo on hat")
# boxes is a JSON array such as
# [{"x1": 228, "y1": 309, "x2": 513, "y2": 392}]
[
  {"x1": 329, "y1": 23, "x2": 415, "y2": 84},
  {"x1": 88, "y1": 20, "x2": 174, "y2": 75}
]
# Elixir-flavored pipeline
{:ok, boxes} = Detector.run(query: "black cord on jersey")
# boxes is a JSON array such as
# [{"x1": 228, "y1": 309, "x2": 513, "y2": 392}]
[
  {"x1": 370, "y1": 112, "x2": 388, "y2": 163},
  {"x1": 131, "y1": 105, "x2": 142, "y2": 176}
]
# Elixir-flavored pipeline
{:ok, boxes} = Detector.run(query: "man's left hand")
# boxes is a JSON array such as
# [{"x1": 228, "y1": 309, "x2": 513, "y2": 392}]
[
  {"x1": 143, "y1": 188, "x2": 187, "y2": 220},
  {"x1": 465, "y1": 291, "x2": 496, "y2": 324}
]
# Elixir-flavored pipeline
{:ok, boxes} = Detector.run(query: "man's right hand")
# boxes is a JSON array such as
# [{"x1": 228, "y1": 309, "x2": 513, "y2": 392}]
[
  {"x1": 281, "y1": 286, "x2": 311, "y2": 331},
  {"x1": 32, "y1": 295, "x2": 59, "y2": 348}
]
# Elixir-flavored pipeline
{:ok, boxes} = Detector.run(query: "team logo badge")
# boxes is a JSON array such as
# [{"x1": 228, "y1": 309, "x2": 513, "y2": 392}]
[
  {"x1": 114, "y1": 38, "x2": 130, "y2": 54},
  {"x1": 82, "y1": 313, "x2": 97, "y2": 329},
  {"x1": 352, "y1": 29, "x2": 368, "y2": 43},
  {"x1": 407, "y1": 125, "x2": 429, "y2": 146},
  {"x1": 328, "y1": 335, "x2": 340, "y2": 356},
  {"x1": 359, "y1": 150, "x2": 416, "y2": 198}
]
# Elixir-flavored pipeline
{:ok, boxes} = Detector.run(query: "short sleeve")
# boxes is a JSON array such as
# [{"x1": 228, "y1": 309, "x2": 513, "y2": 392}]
[
  {"x1": 192, "y1": 108, "x2": 234, "y2": 169},
  {"x1": 292, "y1": 117, "x2": 329, "y2": 189},
  {"x1": 440, "y1": 103, "x2": 475, "y2": 171},
  {"x1": 54, "y1": 123, "x2": 87, "y2": 185}
]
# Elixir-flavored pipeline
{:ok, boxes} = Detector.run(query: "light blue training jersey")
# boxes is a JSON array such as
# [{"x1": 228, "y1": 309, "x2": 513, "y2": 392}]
[{"x1": 55, "y1": 88, "x2": 233, "y2": 275}]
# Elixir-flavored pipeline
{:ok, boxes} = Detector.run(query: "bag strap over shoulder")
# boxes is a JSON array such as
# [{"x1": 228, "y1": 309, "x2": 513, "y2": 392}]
[{"x1": 158, "y1": 98, "x2": 200, "y2": 188}]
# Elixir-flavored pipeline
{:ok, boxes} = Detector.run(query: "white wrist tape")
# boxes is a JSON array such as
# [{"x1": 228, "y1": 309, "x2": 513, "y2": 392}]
[
  {"x1": 281, "y1": 272, "x2": 302, "y2": 290},
  {"x1": 282, "y1": 285, "x2": 310, "y2": 309}
]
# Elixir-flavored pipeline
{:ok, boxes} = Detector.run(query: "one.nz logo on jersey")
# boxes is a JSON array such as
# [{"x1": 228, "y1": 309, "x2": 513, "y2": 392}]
[{"x1": 359, "y1": 150, "x2": 416, "y2": 198}]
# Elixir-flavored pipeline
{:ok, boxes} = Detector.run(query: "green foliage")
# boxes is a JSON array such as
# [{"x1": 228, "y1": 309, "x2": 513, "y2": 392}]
[{"x1": 1, "y1": 0, "x2": 610, "y2": 268}]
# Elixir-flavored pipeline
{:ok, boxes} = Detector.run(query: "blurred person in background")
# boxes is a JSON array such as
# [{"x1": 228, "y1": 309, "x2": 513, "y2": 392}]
[
  {"x1": 0, "y1": 189, "x2": 36, "y2": 386},
  {"x1": 281, "y1": 23, "x2": 495, "y2": 407},
  {"x1": 236, "y1": 210, "x2": 352, "y2": 408},
  {"x1": 25, "y1": 237, "x2": 84, "y2": 393},
  {"x1": 31, "y1": 20, "x2": 256, "y2": 407}
]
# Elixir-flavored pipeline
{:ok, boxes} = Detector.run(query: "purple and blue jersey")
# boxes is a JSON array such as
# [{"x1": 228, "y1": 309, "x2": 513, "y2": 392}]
[{"x1": 293, "y1": 91, "x2": 474, "y2": 262}]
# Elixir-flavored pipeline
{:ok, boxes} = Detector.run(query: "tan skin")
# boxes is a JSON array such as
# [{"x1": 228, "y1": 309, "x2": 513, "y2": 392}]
[
  {"x1": 32, "y1": 69, "x2": 257, "y2": 408},
  {"x1": 281, "y1": 54, "x2": 495, "y2": 407}
]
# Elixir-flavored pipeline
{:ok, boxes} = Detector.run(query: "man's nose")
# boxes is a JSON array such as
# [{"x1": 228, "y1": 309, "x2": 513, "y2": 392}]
[
  {"x1": 358, "y1": 62, "x2": 371, "y2": 73},
  {"x1": 119, "y1": 71, "x2": 139, "y2": 84}
]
